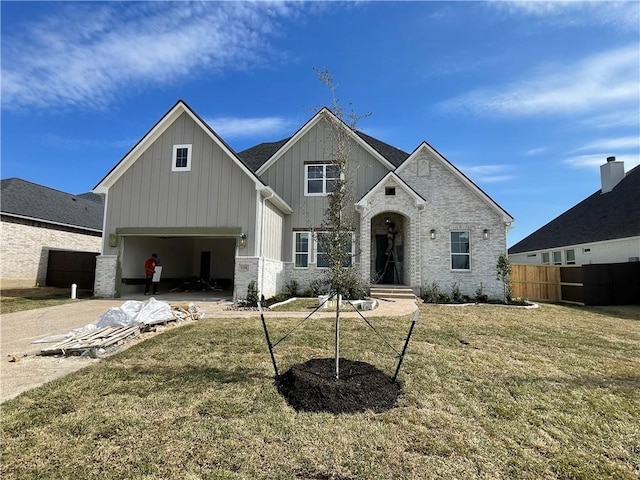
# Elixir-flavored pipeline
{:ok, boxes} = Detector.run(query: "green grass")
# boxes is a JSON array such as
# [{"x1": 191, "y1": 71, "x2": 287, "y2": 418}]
[
  {"x1": 268, "y1": 298, "x2": 327, "y2": 312},
  {"x1": 0, "y1": 287, "x2": 93, "y2": 314},
  {"x1": 1, "y1": 303, "x2": 639, "y2": 479}
]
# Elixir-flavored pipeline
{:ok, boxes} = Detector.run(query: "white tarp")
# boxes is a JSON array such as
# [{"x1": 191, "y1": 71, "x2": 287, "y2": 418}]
[{"x1": 97, "y1": 297, "x2": 173, "y2": 328}]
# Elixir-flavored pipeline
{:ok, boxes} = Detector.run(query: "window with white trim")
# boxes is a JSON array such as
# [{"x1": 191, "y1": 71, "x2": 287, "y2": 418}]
[
  {"x1": 542, "y1": 252, "x2": 550, "y2": 265},
  {"x1": 293, "y1": 232, "x2": 310, "y2": 268},
  {"x1": 450, "y1": 231, "x2": 470, "y2": 270},
  {"x1": 552, "y1": 250, "x2": 562, "y2": 265},
  {"x1": 315, "y1": 231, "x2": 354, "y2": 268},
  {"x1": 305, "y1": 163, "x2": 338, "y2": 196},
  {"x1": 565, "y1": 249, "x2": 576, "y2": 265},
  {"x1": 172, "y1": 144, "x2": 192, "y2": 172}
]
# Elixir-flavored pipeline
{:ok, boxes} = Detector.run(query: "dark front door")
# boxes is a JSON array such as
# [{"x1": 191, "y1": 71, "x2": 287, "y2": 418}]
[
  {"x1": 200, "y1": 251, "x2": 211, "y2": 282},
  {"x1": 375, "y1": 235, "x2": 395, "y2": 284}
]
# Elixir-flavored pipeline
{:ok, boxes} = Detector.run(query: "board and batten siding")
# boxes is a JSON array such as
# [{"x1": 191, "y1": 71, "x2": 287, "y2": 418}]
[
  {"x1": 102, "y1": 112, "x2": 258, "y2": 254},
  {"x1": 262, "y1": 200, "x2": 284, "y2": 261},
  {"x1": 260, "y1": 117, "x2": 390, "y2": 261}
]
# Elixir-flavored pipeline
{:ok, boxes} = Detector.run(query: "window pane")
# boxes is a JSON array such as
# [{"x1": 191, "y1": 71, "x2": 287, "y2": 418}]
[
  {"x1": 295, "y1": 233, "x2": 309, "y2": 267},
  {"x1": 326, "y1": 164, "x2": 339, "y2": 179},
  {"x1": 307, "y1": 179, "x2": 323, "y2": 194},
  {"x1": 325, "y1": 179, "x2": 336, "y2": 193},
  {"x1": 566, "y1": 249, "x2": 575, "y2": 262},
  {"x1": 452, "y1": 255, "x2": 470, "y2": 270},
  {"x1": 295, "y1": 254, "x2": 308, "y2": 268},
  {"x1": 176, "y1": 147, "x2": 188, "y2": 168},
  {"x1": 553, "y1": 251, "x2": 562, "y2": 264},
  {"x1": 307, "y1": 166, "x2": 323, "y2": 179},
  {"x1": 451, "y1": 231, "x2": 469, "y2": 253}
]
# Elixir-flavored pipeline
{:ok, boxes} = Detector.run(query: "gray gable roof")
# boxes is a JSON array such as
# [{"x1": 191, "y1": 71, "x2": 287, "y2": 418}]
[
  {"x1": 237, "y1": 138, "x2": 290, "y2": 172},
  {"x1": 509, "y1": 165, "x2": 640, "y2": 254},
  {"x1": 1, "y1": 178, "x2": 104, "y2": 231},
  {"x1": 237, "y1": 131, "x2": 410, "y2": 172}
]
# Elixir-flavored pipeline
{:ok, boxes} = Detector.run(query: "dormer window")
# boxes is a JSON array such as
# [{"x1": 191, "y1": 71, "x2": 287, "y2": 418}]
[{"x1": 172, "y1": 144, "x2": 192, "y2": 172}]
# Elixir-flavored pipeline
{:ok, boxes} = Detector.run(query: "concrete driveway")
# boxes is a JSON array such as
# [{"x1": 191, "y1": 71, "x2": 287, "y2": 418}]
[{"x1": 1, "y1": 294, "x2": 417, "y2": 403}]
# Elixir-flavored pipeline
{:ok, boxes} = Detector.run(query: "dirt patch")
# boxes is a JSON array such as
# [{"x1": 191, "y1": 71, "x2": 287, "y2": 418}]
[{"x1": 276, "y1": 358, "x2": 401, "y2": 414}]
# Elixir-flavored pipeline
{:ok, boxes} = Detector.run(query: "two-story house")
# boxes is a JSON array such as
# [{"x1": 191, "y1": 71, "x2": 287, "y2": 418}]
[{"x1": 92, "y1": 100, "x2": 513, "y2": 300}]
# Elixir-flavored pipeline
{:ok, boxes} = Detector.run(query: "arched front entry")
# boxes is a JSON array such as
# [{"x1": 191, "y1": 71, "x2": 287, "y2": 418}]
[{"x1": 370, "y1": 212, "x2": 408, "y2": 285}]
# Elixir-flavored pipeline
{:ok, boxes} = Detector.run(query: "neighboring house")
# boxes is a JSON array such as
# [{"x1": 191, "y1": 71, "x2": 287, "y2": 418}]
[
  {"x1": 0, "y1": 178, "x2": 104, "y2": 288},
  {"x1": 509, "y1": 158, "x2": 640, "y2": 266},
  {"x1": 92, "y1": 100, "x2": 513, "y2": 300}
]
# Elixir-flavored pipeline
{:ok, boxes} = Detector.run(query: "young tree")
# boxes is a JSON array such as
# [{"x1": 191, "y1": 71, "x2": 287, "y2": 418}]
[
  {"x1": 315, "y1": 68, "x2": 369, "y2": 379},
  {"x1": 496, "y1": 252, "x2": 512, "y2": 304}
]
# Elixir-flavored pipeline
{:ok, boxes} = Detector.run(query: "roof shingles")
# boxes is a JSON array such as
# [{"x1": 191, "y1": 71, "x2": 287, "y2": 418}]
[
  {"x1": 509, "y1": 165, "x2": 640, "y2": 254},
  {"x1": 1, "y1": 178, "x2": 104, "y2": 231}
]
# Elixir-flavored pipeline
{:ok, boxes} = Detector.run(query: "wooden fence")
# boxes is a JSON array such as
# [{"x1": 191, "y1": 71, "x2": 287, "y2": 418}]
[
  {"x1": 511, "y1": 264, "x2": 563, "y2": 302},
  {"x1": 511, "y1": 262, "x2": 640, "y2": 305}
]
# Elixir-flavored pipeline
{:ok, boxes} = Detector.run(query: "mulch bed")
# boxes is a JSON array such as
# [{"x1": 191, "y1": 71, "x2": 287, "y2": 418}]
[{"x1": 276, "y1": 358, "x2": 401, "y2": 414}]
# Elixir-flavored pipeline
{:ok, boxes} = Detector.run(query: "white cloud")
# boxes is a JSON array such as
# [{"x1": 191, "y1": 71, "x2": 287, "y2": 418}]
[
  {"x1": 488, "y1": 1, "x2": 640, "y2": 31},
  {"x1": 525, "y1": 147, "x2": 548, "y2": 156},
  {"x1": 459, "y1": 164, "x2": 515, "y2": 183},
  {"x1": 1, "y1": 2, "x2": 305, "y2": 111},
  {"x1": 570, "y1": 136, "x2": 640, "y2": 153},
  {"x1": 205, "y1": 116, "x2": 295, "y2": 139},
  {"x1": 438, "y1": 44, "x2": 639, "y2": 117},
  {"x1": 580, "y1": 110, "x2": 640, "y2": 129},
  {"x1": 563, "y1": 153, "x2": 640, "y2": 170}
]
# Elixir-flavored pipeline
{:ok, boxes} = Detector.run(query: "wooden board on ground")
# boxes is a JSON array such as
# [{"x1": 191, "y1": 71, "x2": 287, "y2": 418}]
[{"x1": 40, "y1": 326, "x2": 140, "y2": 356}]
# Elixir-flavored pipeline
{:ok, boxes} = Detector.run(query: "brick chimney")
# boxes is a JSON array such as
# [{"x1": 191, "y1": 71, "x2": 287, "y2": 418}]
[{"x1": 600, "y1": 156, "x2": 625, "y2": 194}]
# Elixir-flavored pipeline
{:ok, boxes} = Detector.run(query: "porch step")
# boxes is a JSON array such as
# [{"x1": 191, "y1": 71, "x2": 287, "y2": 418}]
[{"x1": 369, "y1": 285, "x2": 416, "y2": 300}]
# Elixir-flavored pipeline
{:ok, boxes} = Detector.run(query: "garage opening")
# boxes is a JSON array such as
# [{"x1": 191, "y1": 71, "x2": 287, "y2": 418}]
[{"x1": 119, "y1": 236, "x2": 237, "y2": 296}]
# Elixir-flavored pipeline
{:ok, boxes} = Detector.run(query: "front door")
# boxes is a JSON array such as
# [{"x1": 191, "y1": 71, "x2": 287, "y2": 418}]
[{"x1": 375, "y1": 235, "x2": 396, "y2": 284}]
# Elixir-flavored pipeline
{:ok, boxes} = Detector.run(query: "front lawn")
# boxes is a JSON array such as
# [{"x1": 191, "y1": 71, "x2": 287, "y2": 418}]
[
  {"x1": 1, "y1": 303, "x2": 639, "y2": 479},
  {"x1": 1, "y1": 287, "x2": 92, "y2": 314}
]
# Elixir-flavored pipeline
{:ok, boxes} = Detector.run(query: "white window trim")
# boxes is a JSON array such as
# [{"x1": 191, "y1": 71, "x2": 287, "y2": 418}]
[
  {"x1": 542, "y1": 252, "x2": 550, "y2": 265},
  {"x1": 450, "y1": 231, "x2": 471, "y2": 271},
  {"x1": 304, "y1": 163, "x2": 339, "y2": 196},
  {"x1": 565, "y1": 249, "x2": 576, "y2": 265},
  {"x1": 293, "y1": 231, "x2": 310, "y2": 269},
  {"x1": 172, "y1": 144, "x2": 192, "y2": 172},
  {"x1": 552, "y1": 250, "x2": 562, "y2": 265},
  {"x1": 314, "y1": 231, "x2": 355, "y2": 269}
]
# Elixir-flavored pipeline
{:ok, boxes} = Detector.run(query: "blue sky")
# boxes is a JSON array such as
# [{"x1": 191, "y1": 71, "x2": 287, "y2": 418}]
[{"x1": 2, "y1": 1, "x2": 639, "y2": 246}]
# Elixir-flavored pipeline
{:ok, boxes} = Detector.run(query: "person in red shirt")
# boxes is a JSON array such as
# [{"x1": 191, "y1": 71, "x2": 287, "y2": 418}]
[{"x1": 144, "y1": 253, "x2": 160, "y2": 295}]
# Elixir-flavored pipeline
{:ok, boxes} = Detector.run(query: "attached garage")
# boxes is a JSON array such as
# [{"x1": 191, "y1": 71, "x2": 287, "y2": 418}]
[{"x1": 115, "y1": 227, "x2": 242, "y2": 296}]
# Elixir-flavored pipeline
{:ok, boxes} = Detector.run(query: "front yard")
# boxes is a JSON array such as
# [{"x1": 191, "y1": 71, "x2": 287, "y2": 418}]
[{"x1": 1, "y1": 303, "x2": 639, "y2": 479}]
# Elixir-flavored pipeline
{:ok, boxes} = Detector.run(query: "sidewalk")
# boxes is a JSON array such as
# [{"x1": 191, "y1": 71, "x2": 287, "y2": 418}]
[{"x1": 1, "y1": 295, "x2": 418, "y2": 403}]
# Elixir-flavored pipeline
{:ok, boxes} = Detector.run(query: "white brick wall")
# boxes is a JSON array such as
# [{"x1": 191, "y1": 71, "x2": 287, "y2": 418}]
[
  {"x1": 399, "y1": 150, "x2": 508, "y2": 299},
  {"x1": 234, "y1": 256, "x2": 260, "y2": 302},
  {"x1": 94, "y1": 255, "x2": 118, "y2": 297},
  {"x1": 1, "y1": 219, "x2": 101, "y2": 287},
  {"x1": 260, "y1": 257, "x2": 285, "y2": 299},
  {"x1": 358, "y1": 181, "x2": 423, "y2": 291}
]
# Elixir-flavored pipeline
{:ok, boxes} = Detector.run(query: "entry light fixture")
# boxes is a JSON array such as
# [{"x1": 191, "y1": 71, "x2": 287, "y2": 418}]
[
  {"x1": 239, "y1": 233, "x2": 247, "y2": 248},
  {"x1": 430, "y1": 229, "x2": 436, "y2": 240},
  {"x1": 483, "y1": 229, "x2": 490, "y2": 240}
]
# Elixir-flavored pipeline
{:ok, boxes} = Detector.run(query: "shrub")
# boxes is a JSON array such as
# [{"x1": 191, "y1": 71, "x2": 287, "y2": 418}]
[
  {"x1": 475, "y1": 284, "x2": 488, "y2": 303},
  {"x1": 346, "y1": 279, "x2": 369, "y2": 300},
  {"x1": 245, "y1": 281, "x2": 259, "y2": 307},
  {"x1": 438, "y1": 292, "x2": 451, "y2": 303},
  {"x1": 451, "y1": 282, "x2": 463, "y2": 303},
  {"x1": 421, "y1": 282, "x2": 441, "y2": 303},
  {"x1": 284, "y1": 279, "x2": 299, "y2": 297},
  {"x1": 309, "y1": 279, "x2": 330, "y2": 296}
]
